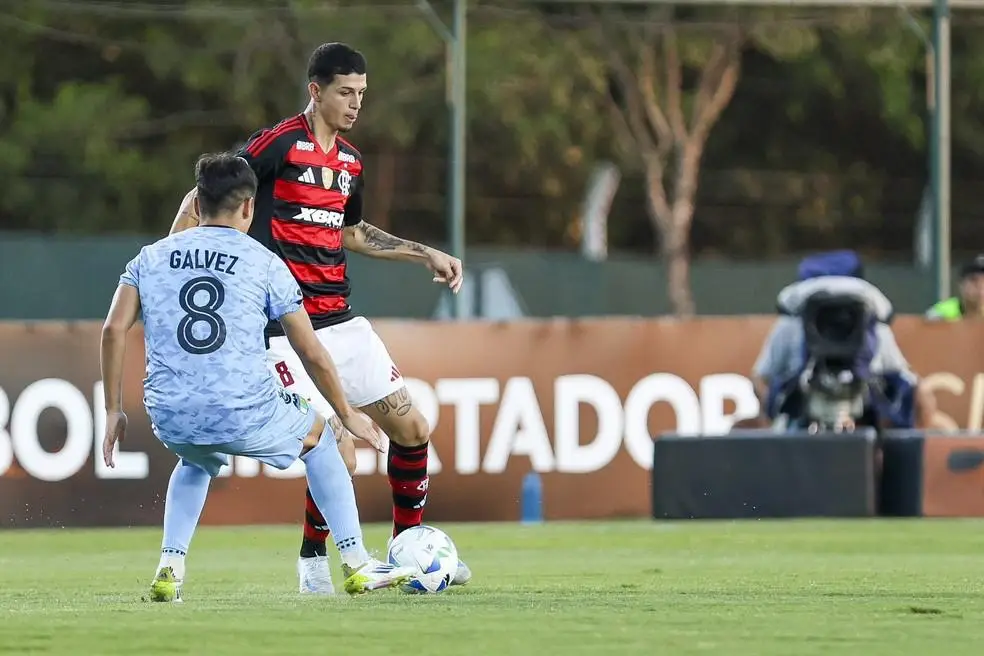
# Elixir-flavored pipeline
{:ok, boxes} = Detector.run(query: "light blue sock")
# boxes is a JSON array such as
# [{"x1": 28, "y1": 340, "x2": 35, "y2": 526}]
[
  {"x1": 300, "y1": 424, "x2": 370, "y2": 567},
  {"x1": 161, "y1": 459, "x2": 210, "y2": 556}
]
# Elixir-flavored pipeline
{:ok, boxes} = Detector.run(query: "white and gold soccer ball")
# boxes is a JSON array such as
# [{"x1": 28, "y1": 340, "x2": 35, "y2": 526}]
[{"x1": 386, "y1": 525, "x2": 459, "y2": 594}]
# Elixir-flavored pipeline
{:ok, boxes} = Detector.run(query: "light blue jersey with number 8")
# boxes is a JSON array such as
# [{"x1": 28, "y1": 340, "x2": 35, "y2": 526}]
[{"x1": 119, "y1": 225, "x2": 305, "y2": 446}]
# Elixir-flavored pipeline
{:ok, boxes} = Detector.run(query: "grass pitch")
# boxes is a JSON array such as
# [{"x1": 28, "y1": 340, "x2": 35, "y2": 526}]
[{"x1": 1, "y1": 519, "x2": 983, "y2": 655}]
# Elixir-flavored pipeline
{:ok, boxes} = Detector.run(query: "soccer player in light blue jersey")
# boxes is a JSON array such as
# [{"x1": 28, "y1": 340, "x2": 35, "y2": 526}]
[{"x1": 99, "y1": 153, "x2": 416, "y2": 601}]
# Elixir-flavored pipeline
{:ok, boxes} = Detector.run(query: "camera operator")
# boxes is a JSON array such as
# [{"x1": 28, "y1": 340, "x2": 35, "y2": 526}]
[{"x1": 749, "y1": 251, "x2": 923, "y2": 431}]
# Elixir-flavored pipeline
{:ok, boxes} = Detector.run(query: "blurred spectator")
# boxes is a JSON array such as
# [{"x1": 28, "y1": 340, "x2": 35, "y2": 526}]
[{"x1": 925, "y1": 255, "x2": 984, "y2": 321}]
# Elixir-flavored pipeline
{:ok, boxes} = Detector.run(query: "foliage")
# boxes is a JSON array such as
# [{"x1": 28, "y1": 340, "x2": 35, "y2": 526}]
[{"x1": 2, "y1": 0, "x2": 984, "y2": 292}]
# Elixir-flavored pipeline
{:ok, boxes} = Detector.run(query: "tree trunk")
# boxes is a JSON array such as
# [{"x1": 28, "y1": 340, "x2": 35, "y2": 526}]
[
  {"x1": 642, "y1": 152, "x2": 696, "y2": 317},
  {"x1": 642, "y1": 152, "x2": 671, "y2": 235},
  {"x1": 664, "y1": 143, "x2": 701, "y2": 318},
  {"x1": 663, "y1": 209, "x2": 695, "y2": 317}
]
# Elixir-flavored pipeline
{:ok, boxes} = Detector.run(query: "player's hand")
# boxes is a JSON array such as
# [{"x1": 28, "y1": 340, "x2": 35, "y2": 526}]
[
  {"x1": 426, "y1": 249, "x2": 463, "y2": 294},
  {"x1": 102, "y1": 410, "x2": 128, "y2": 468},
  {"x1": 339, "y1": 411, "x2": 384, "y2": 453}
]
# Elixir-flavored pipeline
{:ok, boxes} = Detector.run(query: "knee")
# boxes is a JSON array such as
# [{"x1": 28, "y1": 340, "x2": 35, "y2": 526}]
[
  {"x1": 300, "y1": 415, "x2": 332, "y2": 455},
  {"x1": 390, "y1": 411, "x2": 430, "y2": 448},
  {"x1": 339, "y1": 435, "x2": 357, "y2": 475}
]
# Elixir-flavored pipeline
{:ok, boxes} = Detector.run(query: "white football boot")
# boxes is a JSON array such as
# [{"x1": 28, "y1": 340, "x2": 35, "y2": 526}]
[
  {"x1": 451, "y1": 559, "x2": 472, "y2": 586},
  {"x1": 297, "y1": 555, "x2": 336, "y2": 595}
]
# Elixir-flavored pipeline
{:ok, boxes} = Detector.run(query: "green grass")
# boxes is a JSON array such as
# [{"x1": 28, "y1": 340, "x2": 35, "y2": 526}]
[{"x1": 2, "y1": 520, "x2": 984, "y2": 654}]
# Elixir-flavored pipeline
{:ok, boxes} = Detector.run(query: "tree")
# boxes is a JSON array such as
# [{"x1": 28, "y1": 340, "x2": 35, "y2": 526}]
[
  {"x1": 563, "y1": 6, "x2": 822, "y2": 315},
  {"x1": 697, "y1": 9, "x2": 930, "y2": 258},
  {"x1": 8, "y1": 0, "x2": 984, "y2": 268},
  {"x1": 623, "y1": 22, "x2": 743, "y2": 317},
  {"x1": 0, "y1": 0, "x2": 598, "y2": 240}
]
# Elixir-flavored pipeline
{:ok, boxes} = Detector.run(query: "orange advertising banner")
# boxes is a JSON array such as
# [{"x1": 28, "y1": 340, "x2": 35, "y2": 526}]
[
  {"x1": 1, "y1": 316, "x2": 984, "y2": 526},
  {"x1": 921, "y1": 436, "x2": 984, "y2": 517}
]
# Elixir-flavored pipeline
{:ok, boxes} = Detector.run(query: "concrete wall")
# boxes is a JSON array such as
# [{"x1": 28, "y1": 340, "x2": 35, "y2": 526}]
[{"x1": 0, "y1": 233, "x2": 941, "y2": 320}]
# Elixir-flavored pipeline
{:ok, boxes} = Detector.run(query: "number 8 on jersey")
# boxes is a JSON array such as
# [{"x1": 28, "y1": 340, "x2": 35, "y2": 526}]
[{"x1": 177, "y1": 276, "x2": 227, "y2": 355}]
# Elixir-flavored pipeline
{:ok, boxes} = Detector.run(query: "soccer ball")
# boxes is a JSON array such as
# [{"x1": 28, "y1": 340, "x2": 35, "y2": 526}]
[{"x1": 387, "y1": 525, "x2": 459, "y2": 594}]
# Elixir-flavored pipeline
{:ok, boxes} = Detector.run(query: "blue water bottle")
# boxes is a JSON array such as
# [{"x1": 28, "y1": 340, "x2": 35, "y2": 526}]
[{"x1": 520, "y1": 471, "x2": 543, "y2": 525}]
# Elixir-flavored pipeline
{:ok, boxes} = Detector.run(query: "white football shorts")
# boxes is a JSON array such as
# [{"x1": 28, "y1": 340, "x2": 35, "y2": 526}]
[{"x1": 265, "y1": 316, "x2": 404, "y2": 420}]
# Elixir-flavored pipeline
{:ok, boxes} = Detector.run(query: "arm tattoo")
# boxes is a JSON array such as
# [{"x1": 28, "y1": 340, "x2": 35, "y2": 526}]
[
  {"x1": 373, "y1": 387, "x2": 413, "y2": 417},
  {"x1": 360, "y1": 222, "x2": 428, "y2": 255}
]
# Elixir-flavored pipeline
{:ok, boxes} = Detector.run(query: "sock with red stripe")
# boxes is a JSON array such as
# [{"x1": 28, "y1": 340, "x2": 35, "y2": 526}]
[
  {"x1": 388, "y1": 442, "x2": 429, "y2": 536},
  {"x1": 299, "y1": 487, "x2": 329, "y2": 558}
]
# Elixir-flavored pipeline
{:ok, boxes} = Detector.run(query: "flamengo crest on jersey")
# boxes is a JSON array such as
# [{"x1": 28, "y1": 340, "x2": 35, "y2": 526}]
[{"x1": 236, "y1": 114, "x2": 365, "y2": 334}]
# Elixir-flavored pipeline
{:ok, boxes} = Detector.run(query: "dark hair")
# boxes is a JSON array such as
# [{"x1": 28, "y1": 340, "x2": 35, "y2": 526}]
[
  {"x1": 960, "y1": 255, "x2": 984, "y2": 279},
  {"x1": 307, "y1": 43, "x2": 366, "y2": 86},
  {"x1": 194, "y1": 153, "x2": 257, "y2": 218}
]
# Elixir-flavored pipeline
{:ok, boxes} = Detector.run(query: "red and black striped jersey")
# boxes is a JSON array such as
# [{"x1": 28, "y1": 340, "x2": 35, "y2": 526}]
[{"x1": 236, "y1": 114, "x2": 364, "y2": 335}]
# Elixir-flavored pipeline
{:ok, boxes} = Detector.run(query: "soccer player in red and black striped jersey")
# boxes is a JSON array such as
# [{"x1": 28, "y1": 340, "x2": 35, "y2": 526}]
[{"x1": 168, "y1": 43, "x2": 469, "y2": 594}]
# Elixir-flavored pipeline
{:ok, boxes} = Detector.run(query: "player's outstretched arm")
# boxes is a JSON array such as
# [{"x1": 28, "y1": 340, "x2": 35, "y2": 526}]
[
  {"x1": 279, "y1": 308, "x2": 383, "y2": 452},
  {"x1": 342, "y1": 220, "x2": 430, "y2": 262},
  {"x1": 100, "y1": 284, "x2": 141, "y2": 467},
  {"x1": 343, "y1": 220, "x2": 463, "y2": 293},
  {"x1": 169, "y1": 188, "x2": 200, "y2": 235}
]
